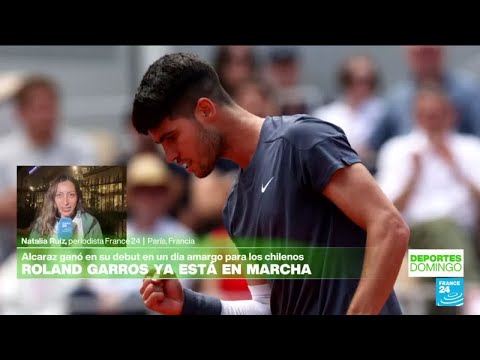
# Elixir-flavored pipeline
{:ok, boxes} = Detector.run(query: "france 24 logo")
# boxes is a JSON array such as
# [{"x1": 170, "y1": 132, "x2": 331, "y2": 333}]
[{"x1": 436, "y1": 278, "x2": 463, "y2": 307}]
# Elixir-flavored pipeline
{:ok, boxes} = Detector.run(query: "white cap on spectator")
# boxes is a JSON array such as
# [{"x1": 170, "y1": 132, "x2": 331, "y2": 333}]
[{"x1": 127, "y1": 152, "x2": 170, "y2": 188}]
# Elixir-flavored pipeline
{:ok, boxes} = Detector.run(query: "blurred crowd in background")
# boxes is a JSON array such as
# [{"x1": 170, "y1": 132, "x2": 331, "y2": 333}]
[{"x1": 0, "y1": 45, "x2": 479, "y2": 315}]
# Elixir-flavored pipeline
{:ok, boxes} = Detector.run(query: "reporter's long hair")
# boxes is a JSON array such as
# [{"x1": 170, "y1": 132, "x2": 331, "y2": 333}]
[{"x1": 32, "y1": 174, "x2": 85, "y2": 236}]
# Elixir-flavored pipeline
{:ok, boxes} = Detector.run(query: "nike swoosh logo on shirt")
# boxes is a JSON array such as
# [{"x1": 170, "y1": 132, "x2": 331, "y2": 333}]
[{"x1": 261, "y1": 177, "x2": 274, "y2": 193}]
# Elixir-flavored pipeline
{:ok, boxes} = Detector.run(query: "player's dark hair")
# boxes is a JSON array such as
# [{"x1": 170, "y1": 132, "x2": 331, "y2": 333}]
[{"x1": 132, "y1": 53, "x2": 233, "y2": 135}]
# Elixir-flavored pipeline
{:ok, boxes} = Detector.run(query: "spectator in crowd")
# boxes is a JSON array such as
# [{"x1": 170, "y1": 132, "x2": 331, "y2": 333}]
[
  {"x1": 264, "y1": 47, "x2": 323, "y2": 115},
  {"x1": 377, "y1": 88, "x2": 480, "y2": 244},
  {"x1": 213, "y1": 46, "x2": 258, "y2": 96},
  {"x1": 86, "y1": 152, "x2": 195, "y2": 314},
  {"x1": 375, "y1": 85, "x2": 480, "y2": 285},
  {"x1": 370, "y1": 46, "x2": 480, "y2": 151},
  {"x1": 313, "y1": 54, "x2": 385, "y2": 172},
  {"x1": 0, "y1": 74, "x2": 97, "y2": 262},
  {"x1": 231, "y1": 78, "x2": 280, "y2": 118}
]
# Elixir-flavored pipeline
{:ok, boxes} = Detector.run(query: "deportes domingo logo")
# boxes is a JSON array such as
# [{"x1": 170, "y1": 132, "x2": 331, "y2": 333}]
[
  {"x1": 408, "y1": 249, "x2": 463, "y2": 277},
  {"x1": 408, "y1": 249, "x2": 464, "y2": 307}
]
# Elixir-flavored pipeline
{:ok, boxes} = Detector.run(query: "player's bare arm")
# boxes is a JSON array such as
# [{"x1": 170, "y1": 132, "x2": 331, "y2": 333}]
[{"x1": 322, "y1": 163, "x2": 410, "y2": 314}]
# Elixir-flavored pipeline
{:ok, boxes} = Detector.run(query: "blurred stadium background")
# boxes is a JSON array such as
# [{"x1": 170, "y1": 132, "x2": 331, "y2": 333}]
[{"x1": 1, "y1": 46, "x2": 479, "y2": 139}]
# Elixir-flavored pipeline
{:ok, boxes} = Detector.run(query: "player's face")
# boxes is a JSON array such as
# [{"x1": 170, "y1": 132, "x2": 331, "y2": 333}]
[
  {"x1": 150, "y1": 116, "x2": 222, "y2": 178},
  {"x1": 55, "y1": 181, "x2": 78, "y2": 218}
]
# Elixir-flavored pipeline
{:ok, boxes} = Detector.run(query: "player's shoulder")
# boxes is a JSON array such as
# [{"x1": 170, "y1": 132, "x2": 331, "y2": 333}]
[{"x1": 264, "y1": 114, "x2": 347, "y2": 150}]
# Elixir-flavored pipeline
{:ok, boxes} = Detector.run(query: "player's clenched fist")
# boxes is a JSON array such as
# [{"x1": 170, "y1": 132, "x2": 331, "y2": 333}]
[{"x1": 140, "y1": 278, "x2": 184, "y2": 315}]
